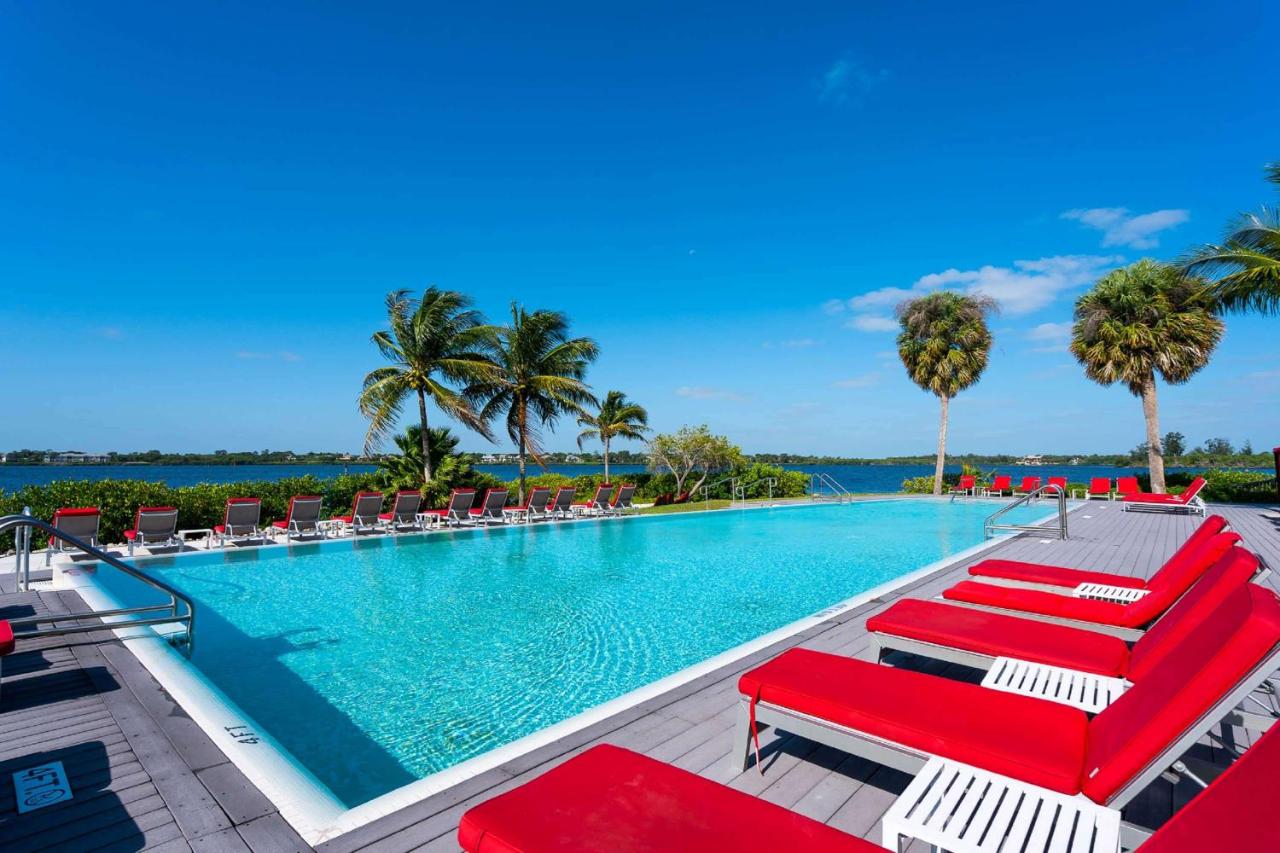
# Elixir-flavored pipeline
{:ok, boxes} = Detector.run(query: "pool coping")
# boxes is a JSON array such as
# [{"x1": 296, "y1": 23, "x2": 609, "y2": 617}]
[{"x1": 60, "y1": 495, "x2": 1076, "y2": 845}]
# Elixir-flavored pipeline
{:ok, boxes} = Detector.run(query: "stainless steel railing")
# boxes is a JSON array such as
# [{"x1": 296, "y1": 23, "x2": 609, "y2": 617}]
[
  {"x1": 984, "y1": 483, "x2": 1069, "y2": 540},
  {"x1": 1, "y1": 513, "x2": 196, "y2": 655},
  {"x1": 810, "y1": 471, "x2": 853, "y2": 503}
]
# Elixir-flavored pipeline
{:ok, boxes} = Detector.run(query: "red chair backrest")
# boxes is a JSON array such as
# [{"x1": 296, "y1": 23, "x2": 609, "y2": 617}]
[
  {"x1": 1089, "y1": 477, "x2": 1111, "y2": 493},
  {"x1": 1146, "y1": 515, "x2": 1229, "y2": 590},
  {"x1": 990, "y1": 475, "x2": 1011, "y2": 490},
  {"x1": 1020, "y1": 476, "x2": 1040, "y2": 491},
  {"x1": 1116, "y1": 476, "x2": 1140, "y2": 495},
  {"x1": 1179, "y1": 477, "x2": 1207, "y2": 501},
  {"x1": 1048, "y1": 476, "x2": 1067, "y2": 490},
  {"x1": 958, "y1": 475, "x2": 975, "y2": 489}
]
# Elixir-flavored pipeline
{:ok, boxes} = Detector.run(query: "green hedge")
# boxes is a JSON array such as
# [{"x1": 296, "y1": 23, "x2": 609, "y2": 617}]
[{"x1": 1162, "y1": 469, "x2": 1277, "y2": 503}]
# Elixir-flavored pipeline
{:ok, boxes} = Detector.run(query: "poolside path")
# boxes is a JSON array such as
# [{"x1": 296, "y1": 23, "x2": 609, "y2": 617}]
[{"x1": 1, "y1": 499, "x2": 1278, "y2": 852}]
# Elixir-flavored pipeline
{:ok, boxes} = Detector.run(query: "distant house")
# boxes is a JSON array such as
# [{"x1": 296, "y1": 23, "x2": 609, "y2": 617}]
[
  {"x1": 45, "y1": 451, "x2": 109, "y2": 464},
  {"x1": 564, "y1": 454, "x2": 581, "y2": 463},
  {"x1": 481, "y1": 454, "x2": 499, "y2": 463},
  {"x1": 1018, "y1": 453, "x2": 1044, "y2": 466}
]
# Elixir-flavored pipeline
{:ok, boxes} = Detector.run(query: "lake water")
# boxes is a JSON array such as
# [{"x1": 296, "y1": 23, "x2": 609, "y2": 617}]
[{"x1": 0, "y1": 462, "x2": 1257, "y2": 494}]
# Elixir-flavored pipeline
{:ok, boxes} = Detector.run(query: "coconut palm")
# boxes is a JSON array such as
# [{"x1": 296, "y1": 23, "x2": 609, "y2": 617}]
[
  {"x1": 358, "y1": 288, "x2": 495, "y2": 483},
  {"x1": 1181, "y1": 162, "x2": 1280, "y2": 314},
  {"x1": 376, "y1": 424, "x2": 461, "y2": 490},
  {"x1": 471, "y1": 304, "x2": 599, "y2": 502},
  {"x1": 1070, "y1": 260, "x2": 1224, "y2": 493},
  {"x1": 576, "y1": 390, "x2": 649, "y2": 482},
  {"x1": 896, "y1": 292, "x2": 996, "y2": 496}
]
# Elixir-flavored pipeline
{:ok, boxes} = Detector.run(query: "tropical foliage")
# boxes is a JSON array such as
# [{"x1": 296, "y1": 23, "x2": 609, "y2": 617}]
[
  {"x1": 896, "y1": 292, "x2": 996, "y2": 495},
  {"x1": 1070, "y1": 260, "x2": 1223, "y2": 492},
  {"x1": 359, "y1": 288, "x2": 494, "y2": 483},
  {"x1": 647, "y1": 425, "x2": 743, "y2": 497},
  {"x1": 576, "y1": 390, "x2": 649, "y2": 482},
  {"x1": 1182, "y1": 162, "x2": 1280, "y2": 314},
  {"x1": 471, "y1": 304, "x2": 599, "y2": 502},
  {"x1": 375, "y1": 424, "x2": 499, "y2": 504}
]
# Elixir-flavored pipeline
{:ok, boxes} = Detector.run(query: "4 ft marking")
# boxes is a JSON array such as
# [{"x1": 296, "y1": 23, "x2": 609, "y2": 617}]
[{"x1": 225, "y1": 725, "x2": 261, "y2": 745}]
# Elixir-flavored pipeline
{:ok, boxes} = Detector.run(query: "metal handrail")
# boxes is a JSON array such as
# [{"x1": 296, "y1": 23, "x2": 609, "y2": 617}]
[
  {"x1": 1, "y1": 513, "x2": 196, "y2": 654},
  {"x1": 984, "y1": 483, "x2": 1069, "y2": 540},
  {"x1": 810, "y1": 471, "x2": 853, "y2": 503}
]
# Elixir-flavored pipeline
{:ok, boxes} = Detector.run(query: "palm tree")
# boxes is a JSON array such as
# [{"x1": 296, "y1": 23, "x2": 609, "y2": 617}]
[
  {"x1": 576, "y1": 390, "x2": 650, "y2": 482},
  {"x1": 377, "y1": 424, "x2": 461, "y2": 489},
  {"x1": 471, "y1": 304, "x2": 599, "y2": 502},
  {"x1": 358, "y1": 288, "x2": 495, "y2": 483},
  {"x1": 1070, "y1": 260, "x2": 1224, "y2": 493},
  {"x1": 1181, "y1": 161, "x2": 1280, "y2": 314},
  {"x1": 896, "y1": 292, "x2": 996, "y2": 496}
]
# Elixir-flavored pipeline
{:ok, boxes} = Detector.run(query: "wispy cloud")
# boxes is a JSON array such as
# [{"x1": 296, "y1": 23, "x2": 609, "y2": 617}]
[
  {"x1": 831, "y1": 373, "x2": 880, "y2": 389},
  {"x1": 237, "y1": 350, "x2": 304, "y2": 362},
  {"x1": 1025, "y1": 321, "x2": 1073, "y2": 353},
  {"x1": 828, "y1": 254, "x2": 1120, "y2": 332},
  {"x1": 676, "y1": 385, "x2": 748, "y2": 401},
  {"x1": 817, "y1": 53, "x2": 888, "y2": 105},
  {"x1": 99, "y1": 326, "x2": 123, "y2": 340},
  {"x1": 1061, "y1": 207, "x2": 1189, "y2": 249},
  {"x1": 762, "y1": 338, "x2": 820, "y2": 349}
]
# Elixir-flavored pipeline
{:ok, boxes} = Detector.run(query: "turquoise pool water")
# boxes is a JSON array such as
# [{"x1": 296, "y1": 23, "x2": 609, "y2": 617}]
[{"x1": 90, "y1": 499, "x2": 1046, "y2": 806}]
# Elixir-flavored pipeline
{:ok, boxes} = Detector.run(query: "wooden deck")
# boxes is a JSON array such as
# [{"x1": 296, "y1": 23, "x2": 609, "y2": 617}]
[{"x1": 2, "y1": 500, "x2": 1278, "y2": 852}]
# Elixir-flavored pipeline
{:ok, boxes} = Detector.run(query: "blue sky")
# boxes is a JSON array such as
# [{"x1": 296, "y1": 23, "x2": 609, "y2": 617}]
[{"x1": 2, "y1": 1, "x2": 1276, "y2": 457}]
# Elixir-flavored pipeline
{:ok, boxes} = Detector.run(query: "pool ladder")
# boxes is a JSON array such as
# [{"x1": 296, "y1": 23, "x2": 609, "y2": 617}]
[
  {"x1": 810, "y1": 472, "x2": 852, "y2": 503},
  {"x1": 2, "y1": 512, "x2": 196, "y2": 655},
  {"x1": 984, "y1": 484, "x2": 1069, "y2": 540}
]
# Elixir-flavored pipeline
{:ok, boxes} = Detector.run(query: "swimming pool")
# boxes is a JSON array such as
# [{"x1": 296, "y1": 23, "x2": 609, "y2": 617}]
[{"x1": 76, "y1": 498, "x2": 1051, "y2": 840}]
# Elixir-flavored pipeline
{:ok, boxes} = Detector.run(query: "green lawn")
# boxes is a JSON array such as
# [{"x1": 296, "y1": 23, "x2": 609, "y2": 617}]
[{"x1": 636, "y1": 499, "x2": 732, "y2": 515}]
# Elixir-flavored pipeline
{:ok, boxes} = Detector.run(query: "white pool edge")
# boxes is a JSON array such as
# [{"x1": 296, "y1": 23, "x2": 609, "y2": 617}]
[{"x1": 67, "y1": 497, "x2": 1075, "y2": 844}]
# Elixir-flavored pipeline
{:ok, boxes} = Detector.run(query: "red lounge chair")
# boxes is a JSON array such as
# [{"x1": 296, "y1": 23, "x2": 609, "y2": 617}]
[
  {"x1": 271, "y1": 495, "x2": 325, "y2": 540},
  {"x1": 606, "y1": 483, "x2": 637, "y2": 514},
  {"x1": 421, "y1": 488, "x2": 477, "y2": 527},
  {"x1": 573, "y1": 483, "x2": 615, "y2": 516},
  {"x1": 45, "y1": 506, "x2": 101, "y2": 565},
  {"x1": 379, "y1": 490, "x2": 424, "y2": 531},
  {"x1": 967, "y1": 514, "x2": 1228, "y2": 591},
  {"x1": 502, "y1": 486, "x2": 552, "y2": 523},
  {"x1": 0, "y1": 619, "x2": 13, "y2": 687},
  {"x1": 1046, "y1": 476, "x2": 1067, "y2": 494},
  {"x1": 941, "y1": 531, "x2": 1241, "y2": 639},
  {"x1": 1013, "y1": 476, "x2": 1041, "y2": 496},
  {"x1": 985, "y1": 474, "x2": 1012, "y2": 496},
  {"x1": 469, "y1": 488, "x2": 509, "y2": 524},
  {"x1": 463, "y1": 723, "x2": 1280, "y2": 852},
  {"x1": 215, "y1": 497, "x2": 264, "y2": 546},
  {"x1": 736, "y1": 582, "x2": 1280, "y2": 813},
  {"x1": 1082, "y1": 476, "x2": 1113, "y2": 500},
  {"x1": 459, "y1": 743, "x2": 874, "y2": 853},
  {"x1": 1122, "y1": 476, "x2": 1208, "y2": 515},
  {"x1": 1116, "y1": 476, "x2": 1140, "y2": 497},
  {"x1": 949, "y1": 475, "x2": 976, "y2": 496},
  {"x1": 869, "y1": 545, "x2": 1260, "y2": 680},
  {"x1": 123, "y1": 505, "x2": 180, "y2": 556},
  {"x1": 331, "y1": 491, "x2": 385, "y2": 534}
]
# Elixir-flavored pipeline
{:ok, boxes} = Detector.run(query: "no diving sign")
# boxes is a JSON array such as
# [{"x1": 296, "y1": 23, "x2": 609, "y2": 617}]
[{"x1": 13, "y1": 761, "x2": 73, "y2": 813}]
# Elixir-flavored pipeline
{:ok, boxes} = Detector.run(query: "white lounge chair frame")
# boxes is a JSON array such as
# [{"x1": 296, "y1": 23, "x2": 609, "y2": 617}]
[
  {"x1": 546, "y1": 487, "x2": 577, "y2": 520},
  {"x1": 276, "y1": 497, "x2": 326, "y2": 541},
  {"x1": 126, "y1": 508, "x2": 181, "y2": 556},
  {"x1": 381, "y1": 492, "x2": 425, "y2": 532},
  {"x1": 472, "y1": 489, "x2": 509, "y2": 525},
  {"x1": 217, "y1": 500, "x2": 267, "y2": 547}
]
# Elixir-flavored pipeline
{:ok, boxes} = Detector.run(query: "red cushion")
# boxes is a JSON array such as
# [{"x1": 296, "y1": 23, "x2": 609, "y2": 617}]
[
  {"x1": 1127, "y1": 547, "x2": 1259, "y2": 681},
  {"x1": 867, "y1": 599, "x2": 1130, "y2": 676},
  {"x1": 1141, "y1": 726, "x2": 1280, "y2": 852},
  {"x1": 944, "y1": 581, "x2": 1135, "y2": 626},
  {"x1": 124, "y1": 530, "x2": 139, "y2": 541},
  {"x1": 270, "y1": 520, "x2": 287, "y2": 529},
  {"x1": 969, "y1": 560, "x2": 1147, "y2": 590},
  {"x1": 0, "y1": 621, "x2": 14, "y2": 656},
  {"x1": 458, "y1": 744, "x2": 871, "y2": 853},
  {"x1": 1145, "y1": 526, "x2": 1235, "y2": 592},
  {"x1": 1082, "y1": 584, "x2": 1280, "y2": 804},
  {"x1": 738, "y1": 649, "x2": 1088, "y2": 794}
]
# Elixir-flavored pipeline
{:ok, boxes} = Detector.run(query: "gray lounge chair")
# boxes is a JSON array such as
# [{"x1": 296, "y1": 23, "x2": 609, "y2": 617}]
[
  {"x1": 574, "y1": 484, "x2": 615, "y2": 517},
  {"x1": 379, "y1": 490, "x2": 425, "y2": 531},
  {"x1": 333, "y1": 491, "x2": 385, "y2": 535},
  {"x1": 504, "y1": 486, "x2": 551, "y2": 523},
  {"x1": 422, "y1": 488, "x2": 477, "y2": 527},
  {"x1": 469, "y1": 488, "x2": 509, "y2": 525},
  {"x1": 604, "y1": 484, "x2": 636, "y2": 515},
  {"x1": 546, "y1": 486, "x2": 577, "y2": 519},
  {"x1": 125, "y1": 506, "x2": 181, "y2": 556},
  {"x1": 271, "y1": 495, "x2": 325, "y2": 540},
  {"x1": 216, "y1": 498, "x2": 267, "y2": 547},
  {"x1": 45, "y1": 506, "x2": 101, "y2": 565}
]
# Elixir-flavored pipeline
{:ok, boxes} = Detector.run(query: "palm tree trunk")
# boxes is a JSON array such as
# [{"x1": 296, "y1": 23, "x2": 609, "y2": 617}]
[
  {"x1": 517, "y1": 400, "x2": 528, "y2": 504},
  {"x1": 1141, "y1": 375, "x2": 1165, "y2": 493},
  {"x1": 602, "y1": 435, "x2": 610, "y2": 483},
  {"x1": 418, "y1": 390, "x2": 432, "y2": 484},
  {"x1": 933, "y1": 394, "x2": 949, "y2": 496}
]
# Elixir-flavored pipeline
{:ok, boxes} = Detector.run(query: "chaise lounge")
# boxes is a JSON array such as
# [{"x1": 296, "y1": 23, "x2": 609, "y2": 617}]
[
  {"x1": 332, "y1": 491, "x2": 385, "y2": 535},
  {"x1": 271, "y1": 495, "x2": 326, "y2": 540},
  {"x1": 503, "y1": 486, "x2": 551, "y2": 523},
  {"x1": 469, "y1": 488, "x2": 510, "y2": 524},
  {"x1": 45, "y1": 506, "x2": 101, "y2": 565},
  {"x1": 123, "y1": 505, "x2": 181, "y2": 556},
  {"x1": 379, "y1": 490, "x2": 425, "y2": 531},
  {"x1": 421, "y1": 488, "x2": 477, "y2": 527},
  {"x1": 1122, "y1": 476, "x2": 1208, "y2": 516},
  {"x1": 215, "y1": 497, "x2": 266, "y2": 547}
]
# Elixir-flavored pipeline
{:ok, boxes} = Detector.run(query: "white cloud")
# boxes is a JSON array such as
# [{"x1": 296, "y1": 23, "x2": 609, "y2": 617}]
[
  {"x1": 835, "y1": 255, "x2": 1120, "y2": 333},
  {"x1": 675, "y1": 386, "x2": 748, "y2": 401},
  {"x1": 818, "y1": 53, "x2": 888, "y2": 104},
  {"x1": 99, "y1": 326, "x2": 123, "y2": 339},
  {"x1": 280, "y1": 351, "x2": 303, "y2": 362},
  {"x1": 1062, "y1": 207, "x2": 1189, "y2": 249},
  {"x1": 831, "y1": 373, "x2": 880, "y2": 389},
  {"x1": 822, "y1": 298, "x2": 847, "y2": 316},
  {"x1": 237, "y1": 350, "x2": 303, "y2": 362},
  {"x1": 1025, "y1": 321, "x2": 1073, "y2": 353}
]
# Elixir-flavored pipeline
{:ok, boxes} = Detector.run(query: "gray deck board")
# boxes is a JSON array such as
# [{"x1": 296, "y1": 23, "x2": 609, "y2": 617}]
[{"x1": 2, "y1": 500, "x2": 1277, "y2": 851}]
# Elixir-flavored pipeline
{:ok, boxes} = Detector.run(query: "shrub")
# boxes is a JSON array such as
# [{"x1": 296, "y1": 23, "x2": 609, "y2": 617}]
[{"x1": 902, "y1": 473, "x2": 961, "y2": 494}]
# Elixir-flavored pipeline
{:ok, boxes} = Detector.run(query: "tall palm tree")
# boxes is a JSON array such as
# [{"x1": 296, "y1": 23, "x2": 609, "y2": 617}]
[
  {"x1": 576, "y1": 390, "x2": 650, "y2": 482},
  {"x1": 472, "y1": 304, "x2": 599, "y2": 502},
  {"x1": 896, "y1": 292, "x2": 995, "y2": 496},
  {"x1": 377, "y1": 424, "x2": 461, "y2": 490},
  {"x1": 1070, "y1": 260, "x2": 1224, "y2": 493},
  {"x1": 358, "y1": 288, "x2": 494, "y2": 483},
  {"x1": 1181, "y1": 161, "x2": 1280, "y2": 314}
]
